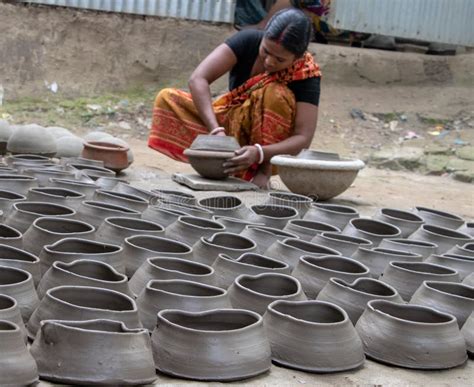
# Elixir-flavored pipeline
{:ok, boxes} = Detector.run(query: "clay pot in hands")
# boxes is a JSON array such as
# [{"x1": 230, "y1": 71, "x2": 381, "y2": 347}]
[
  {"x1": 373, "y1": 208, "x2": 424, "y2": 237},
  {"x1": 151, "y1": 308, "x2": 271, "y2": 381},
  {"x1": 76, "y1": 200, "x2": 141, "y2": 228},
  {"x1": 263, "y1": 300, "x2": 365, "y2": 372},
  {"x1": 458, "y1": 222, "x2": 474, "y2": 237},
  {"x1": 304, "y1": 203, "x2": 359, "y2": 230},
  {"x1": 317, "y1": 277, "x2": 404, "y2": 324},
  {"x1": 0, "y1": 190, "x2": 26, "y2": 220},
  {"x1": 240, "y1": 225, "x2": 298, "y2": 254},
  {"x1": 0, "y1": 294, "x2": 27, "y2": 342},
  {"x1": 151, "y1": 188, "x2": 197, "y2": 205},
  {"x1": 37, "y1": 259, "x2": 132, "y2": 299},
  {"x1": 409, "y1": 224, "x2": 471, "y2": 254},
  {"x1": 198, "y1": 195, "x2": 250, "y2": 219},
  {"x1": 265, "y1": 191, "x2": 313, "y2": 217},
  {"x1": 142, "y1": 205, "x2": 187, "y2": 227},
  {"x1": 26, "y1": 187, "x2": 85, "y2": 209},
  {"x1": 82, "y1": 141, "x2": 129, "y2": 173},
  {"x1": 0, "y1": 223, "x2": 23, "y2": 248},
  {"x1": 94, "y1": 189, "x2": 149, "y2": 212},
  {"x1": 0, "y1": 320, "x2": 38, "y2": 386},
  {"x1": 292, "y1": 255, "x2": 370, "y2": 298},
  {"x1": 248, "y1": 204, "x2": 299, "y2": 228},
  {"x1": 378, "y1": 238, "x2": 438, "y2": 259},
  {"x1": 165, "y1": 216, "x2": 225, "y2": 246},
  {"x1": 213, "y1": 215, "x2": 263, "y2": 234},
  {"x1": 356, "y1": 300, "x2": 467, "y2": 369},
  {"x1": 49, "y1": 177, "x2": 98, "y2": 199},
  {"x1": 96, "y1": 216, "x2": 164, "y2": 246},
  {"x1": 343, "y1": 218, "x2": 401, "y2": 246},
  {"x1": 426, "y1": 254, "x2": 474, "y2": 280},
  {"x1": 414, "y1": 206, "x2": 464, "y2": 230},
  {"x1": 461, "y1": 312, "x2": 474, "y2": 356},
  {"x1": 228, "y1": 273, "x2": 306, "y2": 315},
  {"x1": 447, "y1": 242, "x2": 474, "y2": 257},
  {"x1": 0, "y1": 174, "x2": 38, "y2": 195},
  {"x1": 380, "y1": 261, "x2": 460, "y2": 301},
  {"x1": 137, "y1": 279, "x2": 230, "y2": 331},
  {"x1": 284, "y1": 219, "x2": 341, "y2": 241},
  {"x1": 212, "y1": 253, "x2": 291, "y2": 289},
  {"x1": 0, "y1": 244, "x2": 41, "y2": 286},
  {"x1": 30, "y1": 319, "x2": 156, "y2": 385},
  {"x1": 311, "y1": 232, "x2": 373, "y2": 257}
]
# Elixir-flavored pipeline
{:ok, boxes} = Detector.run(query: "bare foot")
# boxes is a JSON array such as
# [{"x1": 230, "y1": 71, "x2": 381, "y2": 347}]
[{"x1": 251, "y1": 171, "x2": 271, "y2": 189}]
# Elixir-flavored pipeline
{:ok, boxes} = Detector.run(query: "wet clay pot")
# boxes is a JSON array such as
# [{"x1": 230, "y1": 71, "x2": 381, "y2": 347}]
[
  {"x1": 26, "y1": 186, "x2": 85, "y2": 209},
  {"x1": 129, "y1": 257, "x2": 216, "y2": 297},
  {"x1": 343, "y1": 218, "x2": 402, "y2": 246},
  {"x1": 426, "y1": 254, "x2": 474, "y2": 280},
  {"x1": 284, "y1": 219, "x2": 341, "y2": 241},
  {"x1": 0, "y1": 244, "x2": 41, "y2": 286},
  {"x1": 292, "y1": 255, "x2": 371, "y2": 298},
  {"x1": 317, "y1": 277, "x2": 404, "y2": 324},
  {"x1": 5, "y1": 154, "x2": 50, "y2": 166},
  {"x1": 151, "y1": 188, "x2": 197, "y2": 206},
  {"x1": 151, "y1": 308, "x2": 271, "y2": 381},
  {"x1": 96, "y1": 216, "x2": 164, "y2": 247},
  {"x1": 94, "y1": 189, "x2": 149, "y2": 212},
  {"x1": 23, "y1": 217, "x2": 96, "y2": 257},
  {"x1": 0, "y1": 223, "x2": 23, "y2": 248},
  {"x1": 264, "y1": 238, "x2": 342, "y2": 270},
  {"x1": 458, "y1": 222, "x2": 474, "y2": 237},
  {"x1": 27, "y1": 285, "x2": 141, "y2": 339},
  {"x1": 447, "y1": 242, "x2": 474, "y2": 258},
  {"x1": 212, "y1": 253, "x2": 291, "y2": 289},
  {"x1": 0, "y1": 265, "x2": 39, "y2": 320},
  {"x1": 351, "y1": 247, "x2": 423, "y2": 278},
  {"x1": 263, "y1": 300, "x2": 365, "y2": 372},
  {"x1": 137, "y1": 279, "x2": 231, "y2": 331},
  {"x1": 356, "y1": 300, "x2": 467, "y2": 369},
  {"x1": 0, "y1": 174, "x2": 38, "y2": 195},
  {"x1": 380, "y1": 261, "x2": 460, "y2": 301},
  {"x1": 39, "y1": 237, "x2": 124, "y2": 275},
  {"x1": 123, "y1": 235, "x2": 193, "y2": 277},
  {"x1": 113, "y1": 182, "x2": 158, "y2": 202},
  {"x1": 0, "y1": 294, "x2": 27, "y2": 342},
  {"x1": 304, "y1": 203, "x2": 359, "y2": 230},
  {"x1": 414, "y1": 206, "x2": 464, "y2": 230},
  {"x1": 37, "y1": 259, "x2": 132, "y2": 299},
  {"x1": 23, "y1": 168, "x2": 75, "y2": 187},
  {"x1": 95, "y1": 176, "x2": 129, "y2": 190},
  {"x1": 30, "y1": 319, "x2": 156, "y2": 385},
  {"x1": 373, "y1": 208, "x2": 424, "y2": 237},
  {"x1": 213, "y1": 215, "x2": 264, "y2": 234},
  {"x1": 265, "y1": 191, "x2": 313, "y2": 217},
  {"x1": 198, "y1": 195, "x2": 250, "y2": 219},
  {"x1": 464, "y1": 272, "x2": 474, "y2": 287},
  {"x1": 311, "y1": 232, "x2": 373, "y2": 257},
  {"x1": 410, "y1": 281, "x2": 474, "y2": 327},
  {"x1": 156, "y1": 199, "x2": 213, "y2": 219},
  {"x1": 228, "y1": 273, "x2": 306, "y2": 315},
  {"x1": 0, "y1": 320, "x2": 38, "y2": 386},
  {"x1": 141, "y1": 205, "x2": 187, "y2": 227},
  {"x1": 461, "y1": 312, "x2": 474, "y2": 356},
  {"x1": 240, "y1": 225, "x2": 298, "y2": 254},
  {"x1": 165, "y1": 216, "x2": 225, "y2": 246},
  {"x1": 48, "y1": 177, "x2": 98, "y2": 200},
  {"x1": 0, "y1": 190, "x2": 26, "y2": 220},
  {"x1": 248, "y1": 204, "x2": 299, "y2": 229},
  {"x1": 378, "y1": 238, "x2": 438, "y2": 259},
  {"x1": 409, "y1": 224, "x2": 472, "y2": 254},
  {"x1": 82, "y1": 141, "x2": 129, "y2": 172},
  {"x1": 76, "y1": 200, "x2": 141, "y2": 228}
]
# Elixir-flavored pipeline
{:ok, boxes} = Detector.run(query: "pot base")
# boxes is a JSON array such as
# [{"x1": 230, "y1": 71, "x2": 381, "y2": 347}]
[
  {"x1": 272, "y1": 358, "x2": 365, "y2": 374},
  {"x1": 156, "y1": 366, "x2": 270, "y2": 382},
  {"x1": 37, "y1": 374, "x2": 156, "y2": 386},
  {"x1": 365, "y1": 353, "x2": 467, "y2": 370}
]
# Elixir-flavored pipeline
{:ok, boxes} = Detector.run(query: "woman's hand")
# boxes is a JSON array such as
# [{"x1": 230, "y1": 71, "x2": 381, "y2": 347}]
[{"x1": 223, "y1": 145, "x2": 259, "y2": 174}]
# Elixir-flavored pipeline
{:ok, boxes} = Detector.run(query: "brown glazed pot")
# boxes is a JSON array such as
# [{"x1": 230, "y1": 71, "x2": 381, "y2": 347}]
[
  {"x1": 151, "y1": 188, "x2": 197, "y2": 205},
  {"x1": 26, "y1": 186, "x2": 85, "y2": 209},
  {"x1": 76, "y1": 200, "x2": 141, "y2": 228},
  {"x1": 0, "y1": 294, "x2": 27, "y2": 342},
  {"x1": 447, "y1": 242, "x2": 474, "y2": 257},
  {"x1": 94, "y1": 189, "x2": 149, "y2": 212},
  {"x1": 0, "y1": 223, "x2": 23, "y2": 248},
  {"x1": 82, "y1": 141, "x2": 129, "y2": 172},
  {"x1": 228, "y1": 273, "x2": 306, "y2": 315},
  {"x1": 0, "y1": 190, "x2": 26, "y2": 220},
  {"x1": 311, "y1": 232, "x2": 373, "y2": 257},
  {"x1": 213, "y1": 215, "x2": 264, "y2": 234},
  {"x1": 142, "y1": 205, "x2": 187, "y2": 227},
  {"x1": 129, "y1": 257, "x2": 216, "y2": 297},
  {"x1": 30, "y1": 319, "x2": 156, "y2": 385},
  {"x1": 342, "y1": 218, "x2": 402, "y2": 246},
  {"x1": 292, "y1": 255, "x2": 371, "y2": 298},
  {"x1": 0, "y1": 174, "x2": 38, "y2": 195},
  {"x1": 0, "y1": 320, "x2": 38, "y2": 386},
  {"x1": 317, "y1": 277, "x2": 404, "y2": 324},
  {"x1": 304, "y1": 203, "x2": 359, "y2": 230},
  {"x1": 378, "y1": 238, "x2": 438, "y2": 259},
  {"x1": 0, "y1": 244, "x2": 41, "y2": 286},
  {"x1": 263, "y1": 300, "x2": 365, "y2": 372},
  {"x1": 27, "y1": 285, "x2": 141, "y2": 339},
  {"x1": 356, "y1": 300, "x2": 467, "y2": 369},
  {"x1": 265, "y1": 191, "x2": 313, "y2": 217},
  {"x1": 414, "y1": 206, "x2": 465, "y2": 230},
  {"x1": 137, "y1": 279, "x2": 231, "y2": 330},
  {"x1": 165, "y1": 216, "x2": 225, "y2": 246},
  {"x1": 373, "y1": 208, "x2": 424, "y2": 238},
  {"x1": 48, "y1": 177, "x2": 98, "y2": 200},
  {"x1": 426, "y1": 253, "x2": 474, "y2": 280},
  {"x1": 151, "y1": 308, "x2": 271, "y2": 381},
  {"x1": 240, "y1": 225, "x2": 299, "y2": 254},
  {"x1": 409, "y1": 224, "x2": 471, "y2": 254},
  {"x1": 283, "y1": 219, "x2": 341, "y2": 241},
  {"x1": 461, "y1": 312, "x2": 474, "y2": 357},
  {"x1": 248, "y1": 204, "x2": 299, "y2": 229},
  {"x1": 198, "y1": 195, "x2": 250, "y2": 219},
  {"x1": 37, "y1": 259, "x2": 132, "y2": 299}
]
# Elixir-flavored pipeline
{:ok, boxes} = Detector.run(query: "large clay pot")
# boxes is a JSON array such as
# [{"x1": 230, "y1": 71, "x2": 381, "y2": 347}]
[
  {"x1": 0, "y1": 265, "x2": 39, "y2": 320},
  {"x1": 0, "y1": 244, "x2": 41, "y2": 286},
  {"x1": 228, "y1": 273, "x2": 306, "y2": 315},
  {"x1": 265, "y1": 191, "x2": 313, "y2": 217},
  {"x1": 37, "y1": 259, "x2": 132, "y2": 299},
  {"x1": 129, "y1": 257, "x2": 216, "y2": 296},
  {"x1": 27, "y1": 285, "x2": 141, "y2": 339},
  {"x1": 151, "y1": 308, "x2": 271, "y2": 380},
  {"x1": 343, "y1": 218, "x2": 401, "y2": 246},
  {"x1": 409, "y1": 224, "x2": 471, "y2": 254},
  {"x1": 292, "y1": 255, "x2": 371, "y2": 298},
  {"x1": 458, "y1": 222, "x2": 474, "y2": 237},
  {"x1": 356, "y1": 300, "x2": 467, "y2": 369},
  {"x1": 156, "y1": 199, "x2": 213, "y2": 219},
  {"x1": 7, "y1": 124, "x2": 57, "y2": 156},
  {"x1": 113, "y1": 182, "x2": 158, "y2": 202},
  {"x1": 137, "y1": 279, "x2": 231, "y2": 330},
  {"x1": 55, "y1": 135, "x2": 84, "y2": 158},
  {"x1": 0, "y1": 190, "x2": 26, "y2": 220},
  {"x1": 212, "y1": 253, "x2": 291, "y2": 289},
  {"x1": 213, "y1": 215, "x2": 264, "y2": 233},
  {"x1": 240, "y1": 225, "x2": 298, "y2": 254},
  {"x1": 49, "y1": 177, "x2": 98, "y2": 199},
  {"x1": 410, "y1": 281, "x2": 474, "y2": 327},
  {"x1": 380, "y1": 261, "x2": 460, "y2": 301},
  {"x1": 0, "y1": 223, "x2": 23, "y2": 248},
  {"x1": 351, "y1": 247, "x2": 423, "y2": 278},
  {"x1": 96, "y1": 216, "x2": 164, "y2": 246},
  {"x1": 461, "y1": 312, "x2": 474, "y2": 357},
  {"x1": 151, "y1": 188, "x2": 197, "y2": 205},
  {"x1": 165, "y1": 216, "x2": 225, "y2": 246},
  {"x1": 373, "y1": 208, "x2": 424, "y2": 237},
  {"x1": 378, "y1": 238, "x2": 438, "y2": 259},
  {"x1": 0, "y1": 320, "x2": 38, "y2": 386},
  {"x1": 31, "y1": 319, "x2": 156, "y2": 385},
  {"x1": 23, "y1": 217, "x2": 96, "y2": 257},
  {"x1": 284, "y1": 219, "x2": 341, "y2": 241},
  {"x1": 311, "y1": 232, "x2": 373, "y2": 257},
  {"x1": 414, "y1": 206, "x2": 465, "y2": 230},
  {"x1": 426, "y1": 253, "x2": 474, "y2": 280},
  {"x1": 123, "y1": 235, "x2": 193, "y2": 277},
  {"x1": 82, "y1": 141, "x2": 129, "y2": 172},
  {"x1": 317, "y1": 277, "x2": 404, "y2": 324},
  {"x1": 248, "y1": 204, "x2": 298, "y2": 228},
  {"x1": 304, "y1": 203, "x2": 359, "y2": 230},
  {"x1": 0, "y1": 294, "x2": 27, "y2": 342},
  {"x1": 264, "y1": 238, "x2": 341, "y2": 270},
  {"x1": 26, "y1": 186, "x2": 85, "y2": 209},
  {"x1": 94, "y1": 189, "x2": 149, "y2": 212},
  {"x1": 447, "y1": 242, "x2": 474, "y2": 257},
  {"x1": 0, "y1": 174, "x2": 38, "y2": 195},
  {"x1": 198, "y1": 195, "x2": 250, "y2": 219},
  {"x1": 142, "y1": 205, "x2": 187, "y2": 227},
  {"x1": 263, "y1": 300, "x2": 365, "y2": 372},
  {"x1": 23, "y1": 168, "x2": 75, "y2": 186},
  {"x1": 76, "y1": 200, "x2": 141, "y2": 228},
  {"x1": 39, "y1": 237, "x2": 124, "y2": 275}
]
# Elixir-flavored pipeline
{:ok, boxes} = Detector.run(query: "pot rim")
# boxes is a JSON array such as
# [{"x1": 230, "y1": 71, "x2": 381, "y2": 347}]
[
  {"x1": 145, "y1": 279, "x2": 227, "y2": 299},
  {"x1": 0, "y1": 223, "x2": 22, "y2": 239},
  {"x1": 28, "y1": 187, "x2": 85, "y2": 199},
  {"x1": 287, "y1": 219, "x2": 341, "y2": 233},
  {"x1": 44, "y1": 237, "x2": 123, "y2": 256},
  {"x1": 13, "y1": 201, "x2": 76, "y2": 217},
  {"x1": 278, "y1": 238, "x2": 342, "y2": 256},
  {"x1": 198, "y1": 195, "x2": 244, "y2": 210},
  {"x1": 176, "y1": 216, "x2": 225, "y2": 231},
  {"x1": 421, "y1": 280, "x2": 474, "y2": 301},
  {"x1": 0, "y1": 293, "x2": 19, "y2": 313},
  {"x1": 39, "y1": 318, "x2": 146, "y2": 335},
  {"x1": 0, "y1": 265, "x2": 33, "y2": 288},
  {"x1": 125, "y1": 235, "x2": 192, "y2": 254},
  {"x1": 151, "y1": 188, "x2": 196, "y2": 200},
  {"x1": 234, "y1": 272, "x2": 302, "y2": 299},
  {"x1": 382, "y1": 238, "x2": 438, "y2": 248},
  {"x1": 0, "y1": 244, "x2": 39, "y2": 263},
  {"x1": 95, "y1": 189, "x2": 148, "y2": 204},
  {"x1": 387, "y1": 260, "x2": 458, "y2": 276},
  {"x1": 52, "y1": 259, "x2": 127, "y2": 284},
  {"x1": 359, "y1": 246, "x2": 422, "y2": 258},
  {"x1": 244, "y1": 225, "x2": 298, "y2": 239},
  {"x1": 49, "y1": 177, "x2": 98, "y2": 188},
  {"x1": 147, "y1": 256, "x2": 214, "y2": 277},
  {"x1": 147, "y1": 206, "x2": 187, "y2": 217},
  {"x1": 250, "y1": 204, "x2": 298, "y2": 220},
  {"x1": 0, "y1": 174, "x2": 37, "y2": 181},
  {"x1": 268, "y1": 191, "x2": 313, "y2": 203},
  {"x1": 0, "y1": 189, "x2": 27, "y2": 200},
  {"x1": 312, "y1": 203, "x2": 359, "y2": 215},
  {"x1": 183, "y1": 149, "x2": 235, "y2": 158},
  {"x1": 420, "y1": 224, "x2": 471, "y2": 241},
  {"x1": 299, "y1": 255, "x2": 370, "y2": 276},
  {"x1": 317, "y1": 232, "x2": 372, "y2": 246},
  {"x1": 271, "y1": 154, "x2": 365, "y2": 170},
  {"x1": 0, "y1": 319, "x2": 21, "y2": 333},
  {"x1": 157, "y1": 200, "x2": 213, "y2": 215},
  {"x1": 415, "y1": 206, "x2": 464, "y2": 222},
  {"x1": 103, "y1": 216, "x2": 164, "y2": 232},
  {"x1": 328, "y1": 277, "x2": 399, "y2": 298},
  {"x1": 378, "y1": 207, "x2": 425, "y2": 224},
  {"x1": 33, "y1": 216, "x2": 95, "y2": 235},
  {"x1": 201, "y1": 232, "x2": 256, "y2": 251},
  {"x1": 349, "y1": 218, "x2": 401, "y2": 237},
  {"x1": 83, "y1": 140, "x2": 130, "y2": 152},
  {"x1": 81, "y1": 200, "x2": 140, "y2": 215},
  {"x1": 213, "y1": 215, "x2": 264, "y2": 227},
  {"x1": 218, "y1": 253, "x2": 289, "y2": 270},
  {"x1": 456, "y1": 242, "x2": 474, "y2": 252},
  {"x1": 431, "y1": 253, "x2": 474, "y2": 263}
]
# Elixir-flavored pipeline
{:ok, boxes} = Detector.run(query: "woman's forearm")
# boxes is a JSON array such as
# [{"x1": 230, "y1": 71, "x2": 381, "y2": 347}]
[
  {"x1": 189, "y1": 77, "x2": 220, "y2": 132},
  {"x1": 261, "y1": 133, "x2": 312, "y2": 162}
]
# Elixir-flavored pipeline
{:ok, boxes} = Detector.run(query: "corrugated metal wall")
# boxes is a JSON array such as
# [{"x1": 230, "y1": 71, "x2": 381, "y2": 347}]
[
  {"x1": 19, "y1": 0, "x2": 236, "y2": 23},
  {"x1": 329, "y1": 0, "x2": 474, "y2": 46}
]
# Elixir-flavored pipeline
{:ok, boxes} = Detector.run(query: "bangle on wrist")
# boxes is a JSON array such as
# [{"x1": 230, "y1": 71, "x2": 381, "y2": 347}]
[
  {"x1": 210, "y1": 127, "x2": 225, "y2": 135},
  {"x1": 254, "y1": 143, "x2": 264, "y2": 164}
]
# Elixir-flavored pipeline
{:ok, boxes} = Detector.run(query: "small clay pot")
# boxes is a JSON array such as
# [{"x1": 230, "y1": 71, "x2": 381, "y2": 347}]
[
  {"x1": 356, "y1": 300, "x2": 467, "y2": 369},
  {"x1": 0, "y1": 190, "x2": 26, "y2": 220},
  {"x1": 192, "y1": 232, "x2": 257, "y2": 266},
  {"x1": 123, "y1": 235, "x2": 193, "y2": 277},
  {"x1": 198, "y1": 195, "x2": 250, "y2": 219},
  {"x1": 447, "y1": 242, "x2": 474, "y2": 257},
  {"x1": 5, "y1": 154, "x2": 50, "y2": 166},
  {"x1": 113, "y1": 182, "x2": 158, "y2": 202},
  {"x1": 458, "y1": 222, "x2": 474, "y2": 237},
  {"x1": 284, "y1": 219, "x2": 341, "y2": 241},
  {"x1": 151, "y1": 308, "x2": 271, "y2": 381},
  {"x1": 228, "y1": 273, "x2": 306, "y2": 315},
  {"x1": 156, "y1": 199, "x2": 213, "y2": 219},
  {"x1": 76, "y1": 200, "x2": 141, "y2": 228},
  {"x1": 0, "y1": 320, "x2": 38, "y2": 386},
  {"x1": 414, "y1": 206, "x2": 465, "y2": 230},
  {"x1": 317, "y1": 277, "x2": 404, "y2": 324},
  {"x1": 27, "y1": 285, "x2": 141, "y2": 339},
  {"x1": 292, "y1": 255, "x2": 371, "y2": 298},
  {"x1": 48, "y1": 177, "x2": 98, "y2": 199},
  {"x1": 461, "y1": 312, "x2": 474, "y2": 356},
  {"x1": 96, "y1": 216, "x2": 164, "y2": 246},
  {"x1": 137, "y1": 279, "x2": 231, "y2": 330},
  {"x1": 165, "y1": 216, "x2": 225, "y2": 246},
  {"x1": 142, "y1": 205, "x2": 187, "y2": 227},
  {"x1": 410, "y1": 281, "x2": 474, "y2": 327},
  {"x1": 343, "y1": 218, "x2": 401, "y2": 246},
  {"x1": 0, "y1": 223, "x2": 23, "y2": 248},
  {"x1": 351, "y1": 247, "x2": 423, "y2": 278},
  {"x1": 0, "y1": 174, "x2": 38, "y2": 195},
  {"x1": 82, "y1": 141, "x2": 129, "y2": 172},
  {"x1": 0, "y1": 265, "x2": 39, "y2": 320},
  {"x1": 263, "y1": 300, "x2": 365, "y2": 372},
  {"x1": 248, "y1": 204, "x2": 299, "y2": 229},
  {"x1": 0, "y1": 294, "x2": 27, "y2": 342},
  {"x1": 0, "y1": 244, "x2": 41, "y2": 286},
  {"x1": 265, "y1": 191, "x2": 313, "y2": 217},
  {"x1": 373, "y1": 208, "x2": 424, "y2": 237},
  {"x1": 151, "y1": 188, "x2": 197, "y2": 205},
  {"x1": 129, "y1": 257, "x2": 216, "y2": 296},
  {"x1": 378, "y1": 238, "x2": 438, "y2": 259},
  {"x1": 94, "y1": 189, "x2": 149, "y2": 212},
  {"x1": 26, "y1": 186, "x2": 85, "y2": 209},
  {"x1": 380, "y1": 261, "x2": 460, "y2": 301},
  {"x1": 304, "y1": 203, "x2": 359, "y2": 230},
  {"x1": 23, "y1": 168, "x2": 75, "y2": 187},
  {"x1": 30, "y1": 319, "x2": 156, "y2": 385},
  {"x1": 184, "y1": 149, "x2": 235, "y2": 180},
  {"x1": 426, "y1": 253, "x2": 474, "y2": 280},
  {"x1": 464, "y1": 272, "x2": 474, "y2": 287},
  {"x1": 311, "y1": 232, "x2": 373, "y2": 257},
  {"x1": 37, "y1": 259, "x2": 132, "y2": 299},
  {"x1": 409, "y1": 224, "x2": 472, "y2": 254},
  {"x1": 240, "y1": 225, "x2": 298, "y2": 254}
]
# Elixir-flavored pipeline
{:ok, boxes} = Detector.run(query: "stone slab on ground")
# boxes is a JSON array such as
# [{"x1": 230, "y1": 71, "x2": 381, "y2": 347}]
[
  {"x1": 370, "y1": 146, "x2": 424, "y2": 170},
  {"x1": 456, "y1": 146, "x2": 474, "y2": 161},
  {"x1": 172, "y1": 173, "x2": 258, "y2": 191}
]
